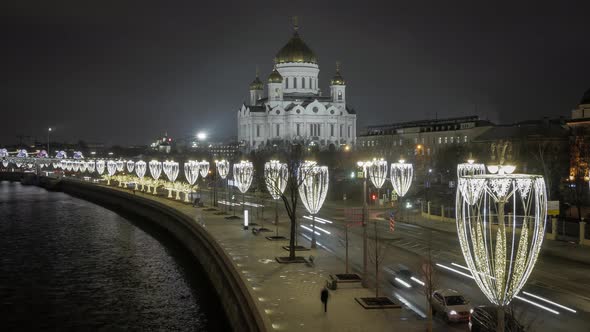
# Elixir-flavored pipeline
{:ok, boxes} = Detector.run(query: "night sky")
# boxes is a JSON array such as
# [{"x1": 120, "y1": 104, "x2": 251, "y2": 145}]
[{"x1": 2, "y1": 1, "x2": 590, "y2": 146}]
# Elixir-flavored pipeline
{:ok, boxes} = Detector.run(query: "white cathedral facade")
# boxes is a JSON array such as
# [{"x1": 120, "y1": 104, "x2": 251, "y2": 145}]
[{"x1": 237, "y1": 24, "x2": 357, "y2": 151}]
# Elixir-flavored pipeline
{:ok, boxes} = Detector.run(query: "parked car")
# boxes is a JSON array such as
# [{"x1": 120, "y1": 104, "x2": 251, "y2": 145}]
[
  {"x1": 384, "y1": 264, "x2": 414, "y2": 288},
  {"x1": 469, "y1": 306, "x2": 524, "y2": 332},
  {"x1": 431, "y1": 289, "x2": 471, "y2": 322}
]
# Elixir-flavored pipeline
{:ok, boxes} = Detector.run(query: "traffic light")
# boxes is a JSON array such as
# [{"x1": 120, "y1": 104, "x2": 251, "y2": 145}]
[{"x1": 371, "y1": 193, "x2": 377, "y2": 201}]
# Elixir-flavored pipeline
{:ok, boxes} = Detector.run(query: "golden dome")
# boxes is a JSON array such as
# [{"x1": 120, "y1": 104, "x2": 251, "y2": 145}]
[
  {"x1": 330, "y1": 62, "x2": 345, "y2": 85},
  {"x1": 249, "y1": 76, "x2": 263, "y2": 90},
  {"x1": 275, "y1": 31, "x2": 317, "y2": 64},
  {"x1": 267, "y1": 67, "x2": 283, "y2": 83}
]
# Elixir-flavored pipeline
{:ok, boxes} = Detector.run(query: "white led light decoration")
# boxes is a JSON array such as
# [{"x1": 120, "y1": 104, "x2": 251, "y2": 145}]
[
  {"x1": 0, "y1": 149, "x2": 8, "y2": 158},
  {"x1": 135, "y1": 160, "x2": 146, "y2": 190},
  {"x1": 456, "y1": 174, "x2": 547, "y2": 307},
  {"x1": 199, "y1": 160, "x2": 210, "y2": 179},
  {"x1": 390, "y1": 160, "x2": 413, "y2": 197},
  {"x1": 126, "y1": 160, "x2": 135, "y2": 173},
  {"x1": 72, "y1": 160, "x2": 81, "y2": 172},
  {"x1": 298, "y1": 161, "x2": 329, "y2": 248},
  {"x1": 86, "y1": 160, "x2": 95, "y2": 173},
  {"x1": 457, "y1": 162, "x2": 486, "y2": 178},
  {"x1": 79, "y1": 160, "x2": 87, "y2": 173},
  {"x1": 96, "y1": 160, "x2": 105, "y2": 175},
  {"x1": 368, "y1": 159, "x2": 388, "y2": 189},
  {"x1": 216, "y1": 160, "x2": 229, "y2": 179},
  {"x1": 17, "y1": 149, "x2": 28, "y2": 158},
  {"x1": 163, "y1": 160, "x2": 179, "y2": 198},
  {"x1": 65, "y1": 160, "x2": 73, "y2": 171},
  {"x1": 233, "y1": 160, "x2": 253, "y2": 194},
  {"x1": 116, "y1": 160, "x2": 125, "y2": 173},
  {"x1": 149, "y1": 160, "x2": 162, "y2": 194},
  {"x1": 184, "y1": 160, "x2": 199, "y2": 185},
  {"x1": 107, "y1": 160, "x2": 117, "y2": 176},
  {"x1": 264, "y1": 160, "x2": 288, "y2": 200}
]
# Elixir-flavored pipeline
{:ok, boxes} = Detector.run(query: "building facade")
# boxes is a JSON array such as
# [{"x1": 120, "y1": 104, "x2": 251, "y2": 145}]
[
  {"x1": 237, "y1": 23, "x2": 357, "y2": 151},
  {"x1": 357, "y1": 116, "x2": 494, "y2": 160}
]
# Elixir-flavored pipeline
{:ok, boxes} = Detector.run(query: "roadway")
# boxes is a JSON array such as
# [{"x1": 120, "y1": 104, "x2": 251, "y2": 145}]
[{"x1": 209, "y1": 190, "x2": 590, "y2": 331}]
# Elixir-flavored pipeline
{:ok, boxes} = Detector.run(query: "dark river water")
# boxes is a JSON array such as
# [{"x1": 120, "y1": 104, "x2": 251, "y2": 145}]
[{"x1": 0, "y1": 181, "x2": 229, "y2": 331}]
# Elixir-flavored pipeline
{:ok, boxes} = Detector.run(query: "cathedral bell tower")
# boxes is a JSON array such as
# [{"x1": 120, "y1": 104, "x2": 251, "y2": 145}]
[
  {"x1": 249, "y1": 67, "x2": 264, "y2": 105},
  {"x1": 329, "y1": 62, "x2": 346, "y2": 104}
]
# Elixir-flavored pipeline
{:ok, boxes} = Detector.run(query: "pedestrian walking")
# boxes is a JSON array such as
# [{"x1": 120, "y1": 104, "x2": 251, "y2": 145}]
[{"x1": 320, "y1": 287, "x2": 329, "y2": 313}]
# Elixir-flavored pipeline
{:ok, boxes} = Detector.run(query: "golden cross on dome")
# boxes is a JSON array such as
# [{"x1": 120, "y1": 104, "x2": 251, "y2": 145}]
[
  {"x1": 336, "y1": 61, "x2": 341, "y2": 72},
  {"x1": 292, "y1": 16, "x2": 299, "y2": 31}
]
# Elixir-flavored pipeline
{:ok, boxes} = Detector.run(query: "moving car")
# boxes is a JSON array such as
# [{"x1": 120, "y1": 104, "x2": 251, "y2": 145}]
[
  {"x1": 469, "y1": 306, "x2": 524, "y2": 332},
  {"x1": 384, "y1": 264, "x2": 418, "y2": 288},
  {"x1": 431, "y1": 289, "x2": 471, "y2": 322}
]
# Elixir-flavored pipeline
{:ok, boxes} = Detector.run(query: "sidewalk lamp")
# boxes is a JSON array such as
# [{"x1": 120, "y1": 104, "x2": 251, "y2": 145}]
[
  {"x1": 456, "y1": 174, "x2": 547, "y2": 332},
  {"x1": 234, "y1": 160, "x2": 254, "y2": 217},
  {"x1": 298, "y1": 161, "x2": 329, "y2": 249},
  {"x1": 265, "y1": 160, "x2": 288, "y2": 237},
  {"x1": 47, "y1": 127, "x2": 52, "y2": 156}
]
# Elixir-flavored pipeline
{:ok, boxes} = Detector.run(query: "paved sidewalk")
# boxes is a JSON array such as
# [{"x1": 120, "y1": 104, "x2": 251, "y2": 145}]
[{"x1": 114, "y1": 187, "x2": 425, "y2": 332}]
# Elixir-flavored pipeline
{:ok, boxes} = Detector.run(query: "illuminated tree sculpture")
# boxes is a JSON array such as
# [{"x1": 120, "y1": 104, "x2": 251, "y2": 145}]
[
  {"x1": 216, "y1": 160, "x2": 230, "y2": 212},
  {"x1": 135, "y1": 160, "x2": 146, "y2": 190},
  {"x1": 184, "y1": 160, "x2": 199, "y2": 202},
  {"x1": 149, "y1": 160, "x2": 162, "y2": 194},
  {"x1": 126, "y1": 160, "x2": 135, "y2": 173},
  {"x1": 106, "y1": 160, "x2": 117, "y2": 185},
  {"x1": 163, "y1": 160, "x2": 179, "y2": 199},
  {"x1": 265, "y1": 160, "x2": 288, "y2": 235},
  {"x1": 233, "y1": 160, "x2": 253, "y2": 216},
  {"x1": 298, "y1": 161, "x2": 329, "y2": 248},
  {"x1": 368, "y1": 159, "x2": 388, "y2": 205},
  {"x1": 96, "y1": 160, "x2": 105, "y2": 175},
  {"x1": 456, "y1": 174, "x2": 547, "y2": 332}
]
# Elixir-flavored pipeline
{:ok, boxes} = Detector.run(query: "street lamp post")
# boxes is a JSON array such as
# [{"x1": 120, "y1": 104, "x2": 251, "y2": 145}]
[
  {"x1": 357, "y1": 160, "x2": 373, "y2": 286},
  {"x1": 47, "y1": 127, "x2": 52, "y2": 157}
]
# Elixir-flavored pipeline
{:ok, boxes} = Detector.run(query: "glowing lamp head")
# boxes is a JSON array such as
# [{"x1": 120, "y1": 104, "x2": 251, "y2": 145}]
[{"x1": 197, "y1": 132, "x2": 207, "y2": 140}]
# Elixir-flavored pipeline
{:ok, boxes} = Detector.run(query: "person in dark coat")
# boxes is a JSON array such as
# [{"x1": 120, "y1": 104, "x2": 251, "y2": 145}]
[{"x1": 321, "y1": 287, "x2": 329, "y2": 313}]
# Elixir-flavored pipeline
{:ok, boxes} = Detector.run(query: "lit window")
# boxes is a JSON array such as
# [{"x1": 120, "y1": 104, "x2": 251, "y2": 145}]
[
  {"x1": 438, "y1": 137, "x2": 442, "y2": 144},
  {"x1": 450, "y1": 136, "x2": 454, "y2": 143},
  {"x1": 338, "y1": 91, "x2": 342, "y2": 101},
  {"x1": 445, "y1": 137, "x2": 448, "y2": 144},
  {"x1": 464, "y1": 135, "x2": 468, "y2": 143}
]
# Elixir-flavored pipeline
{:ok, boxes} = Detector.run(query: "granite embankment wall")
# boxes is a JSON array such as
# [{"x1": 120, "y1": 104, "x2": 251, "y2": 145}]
[{"x1": 50, "y1": 178, "x2": 266, "y2": 332}]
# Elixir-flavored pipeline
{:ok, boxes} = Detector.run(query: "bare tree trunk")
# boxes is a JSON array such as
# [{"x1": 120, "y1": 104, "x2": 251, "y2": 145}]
[
  {"x1": 374, "y1": 221, "x2": 379, "y2": 298},
  {"x1": 311, "y1": 215, "x2": 317, "y2": 248},
  {"x1": 497, "y1": 306, "x2": 505, "y2": 332},
  {"x1": 345, "y1": 226, "x2": 349, "y2": 274}
]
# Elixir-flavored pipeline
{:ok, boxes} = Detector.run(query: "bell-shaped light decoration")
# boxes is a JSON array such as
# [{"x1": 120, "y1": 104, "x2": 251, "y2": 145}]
[
  {"x1": 368, "y1": 159, "x2": 388, "y2": 189},
  {"x1": 126, "y1": 160, "x2": 135, "y2": 173},
  {"x1": 96, "y1": 160, "x2": 105, "y2": 174},
  {"x1": 86, "y1": 160, "x2": 95, "y2": 173},
  {"x1": 199, "y1": 160, "x2": 210, "y2": 179},
  {"x1": 116, "y1": 160, "x2": 125, "y2": 173},
  {"x1": 264, "y1": 160, "x2": 288, "y2": 199},
  {"x1": 163, "y1": 160, "x2": 179, "y2": 182},
  {"x1": 107, "y1": 160, "x2": 117, "y2": 176},
  {"x1": 149, "y1": 160, "x2": 162, "y2": 180},
  {"x1": 216, "y1": 160, "x2": 229, "y2": 179},
  {"x1": 456, "y1": 174, "x2": 547, "y2": 307},
  {"x1": 390, "y1": 159, "x2": 413, "y2": 197},
  {"x1": 233, "y1": 160, "x2": 253, "y2": 194},
  {"x1": 184, "y1": 160, "x2": 199, "y2": 185}
]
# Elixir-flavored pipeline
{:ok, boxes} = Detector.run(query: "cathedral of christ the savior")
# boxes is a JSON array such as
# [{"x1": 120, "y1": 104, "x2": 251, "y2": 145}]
[{"x1": 237, "y1": 22, "x2": 357, "y2": 151}]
